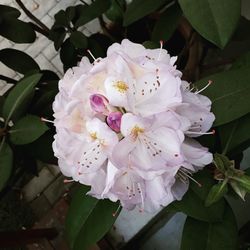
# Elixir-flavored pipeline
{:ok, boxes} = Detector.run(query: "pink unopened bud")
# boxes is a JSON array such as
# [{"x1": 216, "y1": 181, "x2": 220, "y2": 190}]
[
  {"x1": 90, "y1": 94, "x2": 109, "y2": 114},
  {"x1": 107, "y1": 112, "x2": 122, "y2": 133}
]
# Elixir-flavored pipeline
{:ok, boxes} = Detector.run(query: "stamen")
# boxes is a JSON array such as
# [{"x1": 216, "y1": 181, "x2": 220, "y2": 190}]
[
  {"x1": 41, "y1": 117, "x2": 54, "y2": 124},
  {"x1": 179, "y1": 169, "x2": 202, "y2": 187},
  {"x1": 186, "y1": 129, "x2": 215, "y2": 135},
  {"x1": 63, "y1": 179, "x2": 74, "y2": 184},
  {"x1": 157, "y1": 40, "x2": 164, "y2": 61},
  {"x1": 112, "y1": 204, "x2": 122, "y2": 217},
  {"x1": 87, "y1": 49, "x2": 96, "y2": 61},
  {"x1": 195, "y1": 80, "x2": 212, "y2": 94}
]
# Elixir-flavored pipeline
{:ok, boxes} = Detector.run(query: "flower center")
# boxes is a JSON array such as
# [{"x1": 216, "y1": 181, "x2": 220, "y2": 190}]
[
  {"x1": 114, "y1": 81, "x2": 129, "y2": 93},
  {"x1": 131, "y1": 125, "x2": 144, "y2": 139}
]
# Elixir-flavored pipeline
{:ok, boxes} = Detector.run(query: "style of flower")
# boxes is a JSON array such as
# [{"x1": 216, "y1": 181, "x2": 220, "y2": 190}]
[{"x1": 52, "y1": 39, "x2": 215, "y2": 212}]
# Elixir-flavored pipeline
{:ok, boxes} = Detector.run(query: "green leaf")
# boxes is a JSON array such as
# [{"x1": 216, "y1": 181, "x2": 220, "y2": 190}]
[
  {"x1": 9, "y1": 115, "x2": 49, "y2": 145},
  {"x1": 124, "y1": 0, "x2": 169, "y2": 26},
  {"x1": 231, "y1": 50, "x2": 250, "y2": 70},
  {"x1": 143, "y1": 41, "x2": 159, "y2": 49},
  {"x1": 0, "y1": 49, "x2": 40, "y2": 75},
  {"x1": 0, "y1": 4, "x2": 21, "y2": 18},
  {"x1": 75, "y1": 0, "x2": 112, "y2": 28},
  {"x1": 231, "y1": 174, "x2": 250, "y2": 193},
  {"x1": 230, "y1": 180, "x2": 247, "y2": 201},
  {"x1": 70, "y1": 31, "x2": 88, "y2": 49},
  {"x1": 66, "y1": 186, "x2": 119, "y2": 249},
  {"x1": 0, "y1": 18, "x2": 36, "y2": 43},
  {"x1": 105, "y1": 0, "x2": 125, "y2": 22},
  {"x1": 205, "y1": 181, "x2": 228, "y2": 207},
  {"x1": 0, "y1": 142, "x2": 13, "y2": 192},
  {"x1": 213, "y1": 153, "x2": 232, "y2": 172},
  {"x1": 2, "y1": 73, "x2": 42, "y2": 123},
  {"x1": 168, "y1": 169, "x2": 225, "y2": 222},
  {"x1": 195, "y1": 67, "x2": 250, "y2": 126},
  {"x1": 180, "y1": 203, "x2": 238, "y2": 250},
  {"x1": 218, "y1": 114, "x2": 250, "y2": 155},
  {"x1": 178, "y1": 0, "x2": 241, "y2": 48},
  {"x1": 49, "y1": 26, "x2": 66, "y2": 51},
  {"x1": 152, "y1": 3, "x2": 182, "y2": 41}
]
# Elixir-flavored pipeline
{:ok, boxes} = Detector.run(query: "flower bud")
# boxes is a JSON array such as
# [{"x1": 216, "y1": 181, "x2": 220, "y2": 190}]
[
  {"x1": 89, "y1": 94, "x2": 109, "y2": 114},
  {"x1": 107, "y1": 111, "x2": 122, "y2": 133}
]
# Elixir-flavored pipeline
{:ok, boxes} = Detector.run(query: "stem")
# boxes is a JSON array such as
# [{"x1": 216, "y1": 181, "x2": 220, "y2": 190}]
[
  {"x1": 222, "y1": 120, "x2": 238, "y2": 155},
  {"x1": 15, "y1": 0, "x2": 50, "y2": 33},
  {"x1": 0, "y1": 75, "x2": 17, "y2": 84},
  {"x1": 29, "y1": 22, "x2": 50, "y2": 38}
]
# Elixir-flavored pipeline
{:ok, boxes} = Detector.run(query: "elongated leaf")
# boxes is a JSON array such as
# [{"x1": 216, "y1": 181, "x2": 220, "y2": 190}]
[
  {"x1": 152, "y1": 3, "x2": 182, "y2": 41},
  {"x1": 0, "y1": 18, "x2": 36, "y2": 43},
  {"x1": 70, "y1": 31, "x2": 88, "y2": 49},
  {"x1": 167, "y1": 170, "x2": 225, "y2": 222},
  {"x1": 0, "y1": 5, "x2": 20, "y2": 18},
  {"x1": 231, "y1": 51, "x2": 250, "y2": 70},
  {"x1": 179, "y1": 0, "x2": 240, "y2": 48},
  {"x1": 205, "y1": 181, "x2": 228, "y2": 207},
  {"x1": 75, "y1": 0, "x2": 112, "y2": 28},
  {"x1": 0, "y1": 142, "x2": 13, "y2": 191},
  {"x1": 9, "y1": 115, "x2": 49, "y2": 145},
  {"x1": 181, "y1": 203, "x2": 238, "y2": 250},
  {"x1": 218, "y1": 113, "x2": 250, "y2": 155},
  {"x1": 105, "y1": 0, "x2": 125, "y2": 22},
  {"x1": 0, "y1": 49, "x2": 40, "y2": 75},
  {"x1": 2, "y1": 73, "x2": 42, "y2": 123},
  {"x1": 124, "y1": 0, "x2": 169, "y2": 26},
  {"x1": 195, "y1": 67, "x2": 250, "y2": 126},
  {"x1": 66, "y1": 186, "x2": 119, "y2": 250}
]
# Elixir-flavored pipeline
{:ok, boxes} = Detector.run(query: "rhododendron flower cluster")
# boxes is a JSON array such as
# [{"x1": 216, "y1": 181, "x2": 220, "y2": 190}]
[{"x1": 52, "y1": 39, "x2": 215, "y2": 212}]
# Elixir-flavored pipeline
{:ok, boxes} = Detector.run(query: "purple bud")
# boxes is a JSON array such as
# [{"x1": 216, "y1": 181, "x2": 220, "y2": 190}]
[
  {"x1": 90, "y1": 94, "x2": 109, "y2": 113},
  {"x1": 107, "y1": 112, "x2": 122, "y2": 133}
]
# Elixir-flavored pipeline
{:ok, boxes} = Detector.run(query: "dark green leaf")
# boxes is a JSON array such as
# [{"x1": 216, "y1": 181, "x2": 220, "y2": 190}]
[
  {"x1": 143, "y1": 41, "x2": 159, "y2": 49},
  {"x1": 231, "y1": 174, "x2": 250, "y2": 193},
  {"x1": 105, "y1": 0, "x2": 125, "y2": 22},
  {"x1": 70, "y1": 31, "x2": 88, "y2": 49},
  {"x1": 231, "y1": 51, "x2": 250, "y2": 70},
  {"x1": 180, "y1": 203, "x2": 238, "y2": 250},
  {"x1": 75, "y1": 0, "x2": 112, "y2": 28},
  {"x1": 49, "y1": 26, "x2": 66, "y2": 51},
  {"x1": 195, "y1": 67, "x2": 250, "y2": 126},
  {"x1": 0, "y1": 142, "x2": 13, "y2": 191},
  {"x1": 0, "y1": 49, "x2": 40, "y2": 75},
  {"x1": 66, "y1": 7, "x2": 76, "y2": 22},
  {"x1": 2, "y1": 73, "x2": 42, "y2": 123},
  {"x1": 168, "y1": 169, "x2": 225, "y2": 222},
  {"x1": 205, "y1": 181, "x2": 228, "y2": 207},
  {"x1": 232, "y1": 16, "x2": 250, "y2": 42},
  {"x1": 152, "y1": 3, "x2": 182, "y2": 41},
  {"x1": 218, "y1": 114, "x2": 250, "y2": 155},
  {"x1": 213, "y1": 153, "x2": 232, "y2": 172},
  {"x1": 73, "y1": 199, "x2": 119, "y2": 250},
  {"x1": 9, "y1": 115, "x2": 49, "y2": 145},
  {"x1": 0, "y1": 18, "x2": 36, "y2": 43},
  {"x1": 66, "y1": 186, "x2": 119, "y2": 250},
  {"x1": 0, "y1": 4, "x2": 20, "y2": 18},
  {"x1": 124, "y1": 0, "x2": 170, "y2": 26},
  {"x1": 179, "y1": 0, "x2": 241, "y2": 48},
  {"x1": 60, "y1": 38, "x2": 78, "y2": 71},
  {"x1": 54, "y1": 10, "x2": 69, "y2": 27}
]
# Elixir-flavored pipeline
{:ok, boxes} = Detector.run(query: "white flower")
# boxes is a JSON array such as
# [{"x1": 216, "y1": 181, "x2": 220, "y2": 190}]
[{"x1": 52, "y1": 39, "x2": 215, "y2": 212}]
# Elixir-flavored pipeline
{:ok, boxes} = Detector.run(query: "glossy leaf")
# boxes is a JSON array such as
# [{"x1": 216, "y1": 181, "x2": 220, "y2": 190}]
[
  {"x1": 0, "y1": 49, "x2": 40, "y2": 75},
  {"x1": 66, "y1": 186, "x2": 119, "y2": 250},
  {"x1": 70, "y1": 31, "x2": 88, "y2": 49},
  {"x1": 180, "y1": 203, "x2": 238, "y2": 250},
  {"x1": 0, "y1": 18, "x2": 36, "y2": 43},
  {"x1": 0, "y1": 142, "x2": 13, "y2": 191},
  {"x1": 179, "y1": 0, "x2": 240, "y2": 48},
  {"x1": 195, "y1": 67, "x2": 250, "y2": 126},
  {"x1": 75, "y1": 0, "x2": 112, "y2": 28},
  {"x1": 152, "y1": 3, "x2": 182, "y2": 41},
  {"x1": 9, "y1": 115, "x2": 49, "y2": 145},
  {"x1": 168, "y1": 170, "x2": 225, "y2": 222},
  {"x1": 205, "y1": 181, "x2": 228, "y2": 207},
  {"x1": 2, "y1": 73, "x2": 42, "y2": 123},
  {"x1": 105, "y1": 0, "x2": 125, "y2": 22},
  {"x1": 124, "y1": 0, "x2": 169, "y2": 26},
  {"x1": 218, "y1": 114, "x2": 250, "y2": 155}
]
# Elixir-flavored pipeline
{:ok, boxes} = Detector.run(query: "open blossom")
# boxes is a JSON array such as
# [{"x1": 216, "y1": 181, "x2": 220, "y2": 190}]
[{"x1": 52, "y1": 39, "x2": 215, "y2": 212}]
